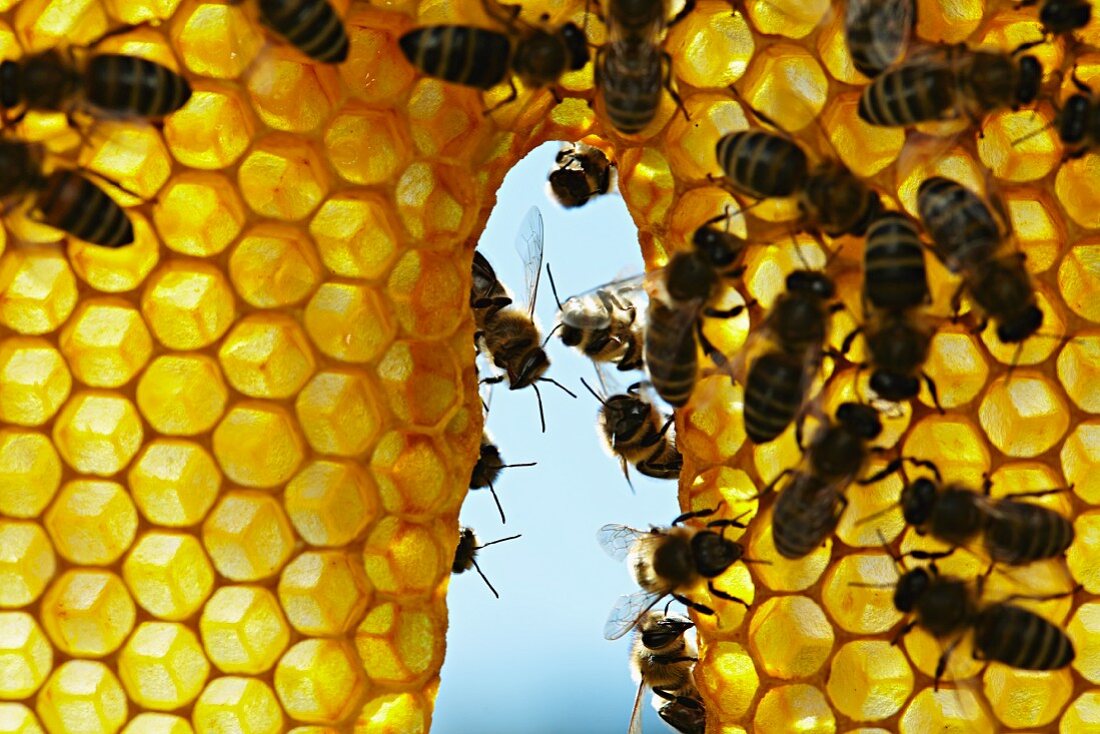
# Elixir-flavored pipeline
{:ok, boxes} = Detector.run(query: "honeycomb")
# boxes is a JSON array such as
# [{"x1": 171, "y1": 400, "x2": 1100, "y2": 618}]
[{"x1": 0, "y1": 0, "x2": 1096, "y2": 732}]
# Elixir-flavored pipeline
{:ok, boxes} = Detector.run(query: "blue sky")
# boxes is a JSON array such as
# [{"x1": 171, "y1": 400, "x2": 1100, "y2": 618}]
[{"x1": 433, "y1": 141, "x2": 685, "y2": 734}]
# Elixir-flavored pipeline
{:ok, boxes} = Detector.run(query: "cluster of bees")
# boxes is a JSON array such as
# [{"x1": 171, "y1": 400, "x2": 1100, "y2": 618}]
[
  {"x1": 0, "y1": 0, "x2": 349, "y2": 248},
  {"x1": 394, "y1": 0, "x2": 1099, "y2": 730}
]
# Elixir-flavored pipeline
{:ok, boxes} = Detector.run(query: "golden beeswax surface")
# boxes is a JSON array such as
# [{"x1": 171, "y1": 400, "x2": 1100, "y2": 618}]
[{"x1": 0, "y1": 0, "x2": 1097, "y2": 733}]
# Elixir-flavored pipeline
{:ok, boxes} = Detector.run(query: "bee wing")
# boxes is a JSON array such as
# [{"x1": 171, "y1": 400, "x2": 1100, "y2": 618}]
[
  {"x1": 627, "y1": 678, "x2": 646, "y2": 734},
  {"x1": 845, "y1": 0, "x2": 914, "y2": 76},
  {"x1": 515, "y1": 206, "x2": 545, "y2": 319},
  {"x1": 560, "y1": 273, "x2": 648, "y2": 329},
  {"x1": 605, "y1": 588, "x2": 667, "y2": 641},
  {"x1": 597, "y1": 523, "x2": 652, "y2": 561}
]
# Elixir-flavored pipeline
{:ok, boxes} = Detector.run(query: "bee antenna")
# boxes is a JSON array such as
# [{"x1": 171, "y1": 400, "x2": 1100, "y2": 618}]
[
  {"x1": 542, "y1": 322, "x2": 563, "y2": 348},
  {"x1": 854, "y1": 504, "x2": 899, "y2": 526},
  {"x1": 740, "y1": 556, "x2": 773, "y2": 566},
  {"x1": 546, "y1": 262, "x2": 564, "y2": 310},
  {"x1": 477, "y1": 533, "x2": 522, "y2": 549},
  {"x1": 532, "y1": 382, "x2": 547, "y2": 434},
  {"x1": 470, "y1": 558, "x2": 501, "y2": 598},
  {"x1": 663, "y1": 598, "x2": 675, "y2": 616},
  {"x1": 579, "y1": 377, "x2": 606, "y2": 404},
  {"x1": 486, "y1": 479, "x2": 507, "y2": 524},
  {"x1": 541, "y1": 377, "x2": 578, "y2": 399},
  {"x1": 501, "y1": 461, "x2": 537, "y2": 469}
]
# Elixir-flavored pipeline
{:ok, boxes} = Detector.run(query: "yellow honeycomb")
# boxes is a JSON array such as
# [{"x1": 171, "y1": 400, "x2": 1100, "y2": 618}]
[{"x1": 0, "y1": 0, "x2": 1098, "y2": 731}]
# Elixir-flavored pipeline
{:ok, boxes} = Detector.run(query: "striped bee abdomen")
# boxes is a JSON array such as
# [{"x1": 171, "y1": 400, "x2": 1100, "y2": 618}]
[
  {"x1": 644, "y1": 301, "x2": 698, "y2": 408},
  {"x1": 399, "y1": 26, "x2": 513, "y2": 90},
  {"x1": 858, "y1": 62, "x2": 955, "y2": 126},
  {"x1": 86, "y1": 54, "x2": 192, "y2": 117},
  {"x1": 863, "y1": 213, "x2": 928, "y2": 310},
  {"x1": 975, "y1": 604, "x2": 1074, "y2": 670},
  {"x1": 715, "y1": 130, "x2": 808, "y2": 199},
  {"x1": 743, "y1": 350, "x2": 806, "y2": 444},
  {"x1": 259, "y1": 0, "x2": 350, "y2": 63},
  {"x1": 37, "y1": 171, "x2": 134, "y2": 248},
  {"x1": 985, "y1": 500, "x2": 1074, "y2": 565},
  {"x1": 772, "y1": 474, "x2": 840, "y2": 559}
]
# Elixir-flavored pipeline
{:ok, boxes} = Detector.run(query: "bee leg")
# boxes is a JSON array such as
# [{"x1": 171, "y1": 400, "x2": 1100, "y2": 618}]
[
  {"x1": 703, "y1": 304, "x2": 748, "y2": 319},
  {"x1": 85, "y1": 21, "x2": 161, "y2": 49},
  {"x1": 933, "y1": 637, "x2": 963, "y2": 692},
  {"x1": 620, "y1": 457, "x2": 635, "y2": 493},
  {"x1": 757, "y1": 469, "x2": 794, "y2": 499},
  {"x1": 695, "y1": 319, "x2": 730, "y2": 368},
  {"x1": 707, "y1": 581, "x2": 749, "y2": 608},
  {"x1": 890, "y1": 620, "x2": 917, "y2": 646},
  {"x1": 994, "y1": 586, "x2": 1082, "y2": 607},
  {"x1": 660, "y1": 51, "x2": 690, "y2": 122},
  {"x1": 672, "y1": 593, "x2": 714, "y2": 616},
  {"x1": 922, "y1": 371, "x2": 945, "y2": 415},
  {"x1": 480, "y1": 375, "x2": 505, "y2": 385},
  {"x1": 481, "y1": 0, "x2": 522, "y2": 27},
  {"x1": 836, "y1": 327, "x2": 862, "y2": 360},
  {"x1": 666, "y1": 0, "x2": 697, "y2": 28},
  {"x1": 672, "y1": 502, "x2": 725, "y2": 525},
  {"x1": 483, "y1": 78, "x2": 519, "y2": 116}
]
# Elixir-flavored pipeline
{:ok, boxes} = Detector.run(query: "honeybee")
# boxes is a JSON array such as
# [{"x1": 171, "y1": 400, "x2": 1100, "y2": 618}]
[
  {"x1": 656, "y1": 696, "x2": 706, "y2": 734},
  {"x1": 888, "y1": 554, "x2": 1076, "y2": 687},
  {"x1": 473, "y1": 207, "x2": 576, "y2": 432},
  {"x1": 452, "y1": 527, "x2": 521, "y2": 598},
  {"x1": 595, "y1": 0, "x2": 688, "y2": 135},
  {"x1": 547, "y1": 142, "x2": 614, "y2": 208},
  {"x1": 844, "y1": 0, "x2": 915, "y2": 78},
  {"x1": 599, "y1": 506, "x2": 752, "y2": 641},
  {"x1": 627, "y1": 611, "x2": 700, "y2": 734},
  {"x1": 844, "y1": 213, "x2": 939, "y2": 408},
  {"x1": 742, "y1": 269, "x2": 838, "y2": 445},
  {"x1": 715, "y1": 127, "x2": 882, "y2": 238},
  {"x1": 0, "y1": 48, "x2": 192, "y2": 120},
  {"x1": 898, "y1": 468, "x2": 1075, "y2": 566},
  {"x1": 398, "y1": 0, "x2": 589, "y2": 111},
  {"x1": 547, "y1": 265, "x2": 646, "y2": 372},
  {"x1": 469, "y1": 432, "x2": 536, "y2": 524},
  {"x1": 763, "y1": 402, "x2": 887, "y2": 559},
  {"x1": 643, "y1": 212, "x2": 750, "y2": 406},
  {"x1": 917, "y1": 176, "x2": 1042, "y2": 343},
  {"x1": 858, "y1": 43, "x2": 1042, "y2": 127},
  {"x1": 228, "y1": 0, "x2": 349, "y2": 63},
  {"x1": 579, "y1": 375, "x2": 682, "y2": 486},
  {"x1": 0, "y1": 140, "x2": 133, "y2": 247}
]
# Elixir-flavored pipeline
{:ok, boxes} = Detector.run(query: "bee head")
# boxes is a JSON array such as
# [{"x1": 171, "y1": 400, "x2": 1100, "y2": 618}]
[
  {"x1": 1041, "y1": 0, "x2": 1092, "y2": 33},
  {"x1": 639, "y1": 613, "x2": 694, "y2": 650},
  {"x1": 453, "y1": 528, "x2": 478, "y2": 573},
  {"x1": 1060, "y1": 94, "x2": 1091, "y2": 145},
  {"x1": 900, "y1": 477, "x2": 938, "y2": 527},
  {"x1": 509, "y1": 347, "x2": 550, "y2": 389},
  {"x1": 869, "y1": 370, "x2": 920, "y2": 402},
  {"x1": 995, "y1": 304, "x2": 1043, "y2": 344},
  {"x1": 560, "y1": 23, "x2": 591, "y2": 71},
  {"x1": 893, "y1": 567, "x2": 931, "y2": 613},
  {"x1": 0, "y1": 60, "x2": 19, "y2": 108},
  {"x1": 836, "y1": 402, "x2": 883, "y2": 440},
  {"x1": 692, "y1": 226, "x2": 744, "y2": 269},
  {"x1": 786, "y1": 270, "x2": 835, "y2": 301},
  {"x1": 603, "y1": 394, "x2": 649, "y2": 438},
  {"x1": 667, "y1": 252, "x2": 717, "y2": 301},
  {"x1": 1016, "y1": 55, "x2": 1042, "y2": 106},
  {"x1": 691, "y1": 529, "x2": 742, "y2": 578},
  {"x1": 558, "y1": 323, "x2": 584, "y2": 346}
]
